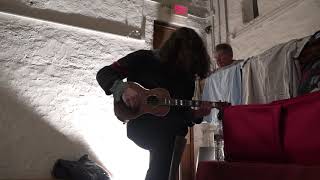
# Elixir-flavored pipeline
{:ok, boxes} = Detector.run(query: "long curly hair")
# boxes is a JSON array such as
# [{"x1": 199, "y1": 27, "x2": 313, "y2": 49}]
[{"x1": 159, "y1": 27, "x2": 211, "y2": 79}]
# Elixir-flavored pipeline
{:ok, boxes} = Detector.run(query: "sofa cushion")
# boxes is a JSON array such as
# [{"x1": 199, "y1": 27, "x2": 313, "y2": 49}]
[{"x1": 223, "y1": 104, "x2": 284, "y2": 163}]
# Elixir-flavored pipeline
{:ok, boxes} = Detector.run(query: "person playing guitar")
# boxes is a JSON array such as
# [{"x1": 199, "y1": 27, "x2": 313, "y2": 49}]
[{"x1": 96, "y1": 27, "x2": 221, "y2": 180}]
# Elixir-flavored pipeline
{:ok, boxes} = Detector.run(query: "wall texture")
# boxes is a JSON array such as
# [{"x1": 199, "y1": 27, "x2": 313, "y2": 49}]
[
  {"x1": 0, "y1": 11, "x2": 148, "y2": 180},
  {"x1": 0, "y1": 0, "x2": 211, "y2": 179},
  {"x1": 225, "y1": 0, "x2": 320, "y2": 59}
]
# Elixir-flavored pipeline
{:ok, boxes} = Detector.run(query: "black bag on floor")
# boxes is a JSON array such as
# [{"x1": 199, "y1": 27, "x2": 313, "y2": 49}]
[{"x1": 52, "y1": 154, "x2": 110, "y2": 180}]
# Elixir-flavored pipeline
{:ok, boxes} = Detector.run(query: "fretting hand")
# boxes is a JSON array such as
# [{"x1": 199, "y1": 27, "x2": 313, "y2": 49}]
[{"x1": 192, "y1": 101, "x2": 212, "y2": 118}]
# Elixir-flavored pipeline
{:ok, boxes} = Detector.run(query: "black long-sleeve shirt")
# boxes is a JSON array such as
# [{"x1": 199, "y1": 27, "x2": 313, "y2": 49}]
[{"x1": 96, "y1": 50, "x2": 198, "y2": 149}]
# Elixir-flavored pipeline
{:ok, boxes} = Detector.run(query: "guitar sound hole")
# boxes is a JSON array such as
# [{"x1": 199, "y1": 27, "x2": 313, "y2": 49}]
[{"x1": 147, "y1": 95, "x2": 160, "y2": 107}]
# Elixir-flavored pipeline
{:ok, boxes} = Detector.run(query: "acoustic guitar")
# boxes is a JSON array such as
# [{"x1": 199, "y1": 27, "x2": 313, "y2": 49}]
[{"x1": 114, "y1": 82, "x2": 230, "y2": 123}]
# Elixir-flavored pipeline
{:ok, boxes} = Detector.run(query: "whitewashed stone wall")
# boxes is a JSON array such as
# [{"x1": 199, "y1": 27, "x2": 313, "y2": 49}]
[
  {"x1": 0, "y1": 12, "x2": 148, "y2": 180},
  {"x1": 225, "y1": 0, "x2": 320, "y2": 59},
  {"x1": 0, "y1": 0, "x2": 211, "y2": 179},
  {"x1": 257, "y1": 0, "x2": 288, "y2": 16}
]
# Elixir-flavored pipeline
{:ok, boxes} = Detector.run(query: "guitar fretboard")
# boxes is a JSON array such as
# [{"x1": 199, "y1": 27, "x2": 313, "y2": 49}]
[{"x1": 162, "y1": 98, "x2": 215, "y2": 108}]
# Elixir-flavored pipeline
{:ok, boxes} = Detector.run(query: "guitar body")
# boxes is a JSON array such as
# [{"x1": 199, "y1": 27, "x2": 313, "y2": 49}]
[
  {"x1": 114, "y1": 82, "x2": 230, "y2": 123},
  {"x1": 114, "y1": 82, "x2": 170, "y2": 122}
]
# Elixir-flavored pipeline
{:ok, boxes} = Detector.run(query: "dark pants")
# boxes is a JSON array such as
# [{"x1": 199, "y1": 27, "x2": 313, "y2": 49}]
[
  {"x1": 145, "y1": 136, "x2": 175, "y2": 180},
  {"x1": 127, "y1": 117, "x2": 188, "y2": 180}
]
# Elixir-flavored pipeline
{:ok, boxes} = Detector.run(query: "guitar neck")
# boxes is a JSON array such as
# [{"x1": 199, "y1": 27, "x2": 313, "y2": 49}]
[{"x1": 162, "y1": 99, "x2": 219, "y2": 108}]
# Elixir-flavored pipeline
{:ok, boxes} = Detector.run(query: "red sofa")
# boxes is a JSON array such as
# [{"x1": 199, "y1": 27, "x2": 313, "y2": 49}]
[{"x1": 196, "y1": 91, "x2": 320, "y2": 180}]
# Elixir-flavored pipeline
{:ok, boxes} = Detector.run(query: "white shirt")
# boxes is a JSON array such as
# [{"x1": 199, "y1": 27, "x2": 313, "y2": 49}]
[{"x1": 201, "y1": 61, "x2": 242, "y2": 124}]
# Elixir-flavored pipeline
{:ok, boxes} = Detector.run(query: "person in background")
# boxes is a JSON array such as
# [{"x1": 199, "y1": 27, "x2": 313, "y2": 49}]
[
  {"x1": 201, "y1": 43, "x2": 241, "y2": 160},
  {"x1": 214, "y1": 43, "x2": 236, "y2": 68},
  {"x1": 96, "y1": 27, "x2": 212, "y2": 180},
  {"x1": 197, "y1": 43, "x2": 237, "y2": 97}
]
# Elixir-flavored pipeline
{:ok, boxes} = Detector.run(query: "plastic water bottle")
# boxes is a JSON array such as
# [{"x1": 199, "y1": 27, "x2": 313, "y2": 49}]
[{"x1": 214, "y1": 120, "x2": 224, "y2": 161}]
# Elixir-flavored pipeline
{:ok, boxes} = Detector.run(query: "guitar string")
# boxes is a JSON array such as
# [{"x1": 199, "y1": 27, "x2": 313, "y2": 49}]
[{"x1": 146, "y1": 98, "x2": 218, "y2": 108}]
